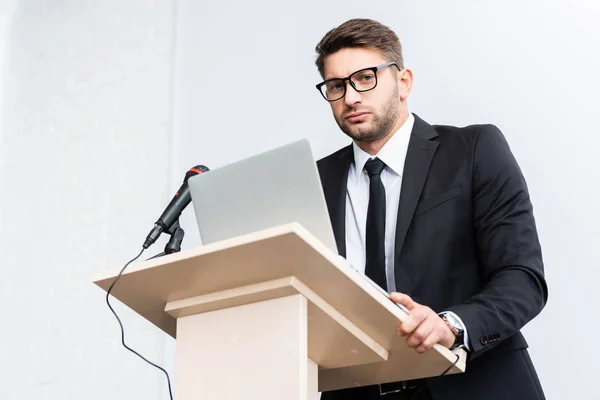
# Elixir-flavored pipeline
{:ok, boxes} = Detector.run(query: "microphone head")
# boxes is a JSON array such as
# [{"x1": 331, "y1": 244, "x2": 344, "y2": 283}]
[{"x1": 185, "y1": 165, "x2": 210, "y2": 181}]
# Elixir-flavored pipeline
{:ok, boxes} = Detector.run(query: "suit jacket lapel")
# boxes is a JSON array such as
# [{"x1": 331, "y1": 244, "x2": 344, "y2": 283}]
[
  {"x1": 322, "y1": 145, "x2": 353, "y2": 257},
  {"x1": 394, "y1": 115, "x2": 439, "y2": 289}
]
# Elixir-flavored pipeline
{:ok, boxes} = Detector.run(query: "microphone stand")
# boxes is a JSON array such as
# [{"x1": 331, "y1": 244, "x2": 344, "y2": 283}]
[
  {"x1": 164, "y1": 219, "x2": 185, "y2": 254},
  {"x1": 145, "y1": 219, "x2": 185, "y2": 260}
]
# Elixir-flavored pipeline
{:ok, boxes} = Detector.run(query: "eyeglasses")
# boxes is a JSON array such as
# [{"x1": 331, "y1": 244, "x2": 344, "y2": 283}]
[{"x1": 316, "y1": 61, "x2": 400, "y2": 102}]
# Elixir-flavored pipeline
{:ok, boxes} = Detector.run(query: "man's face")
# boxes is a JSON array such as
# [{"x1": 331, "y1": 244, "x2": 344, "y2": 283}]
[{"x1": 322, "y1": 48, "x2": 407, "y2": 143}]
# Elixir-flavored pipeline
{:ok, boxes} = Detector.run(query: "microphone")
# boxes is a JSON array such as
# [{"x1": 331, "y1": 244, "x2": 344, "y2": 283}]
[{"x1": 143, "y1": 165, "x2": 209, "y2": 249}]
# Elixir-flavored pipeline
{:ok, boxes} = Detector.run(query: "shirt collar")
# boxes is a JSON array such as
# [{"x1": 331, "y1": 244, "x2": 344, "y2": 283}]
[{"x1": 352, "y1": 112, "x2": 415, "y2": 178}]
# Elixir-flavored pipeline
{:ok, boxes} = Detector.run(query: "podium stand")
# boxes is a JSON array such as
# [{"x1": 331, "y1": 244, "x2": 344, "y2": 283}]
[{"x1": 94, "y1": 223, "x2": 466, "y2": 399}]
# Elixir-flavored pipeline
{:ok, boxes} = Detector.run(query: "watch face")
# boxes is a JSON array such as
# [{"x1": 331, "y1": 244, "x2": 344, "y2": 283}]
[
  {"x1": 443, "y1": 314, "x2": 463, "y2": 333},
  {"x1": 446, "y1": 314, "x2": 460, "y2": 327}
]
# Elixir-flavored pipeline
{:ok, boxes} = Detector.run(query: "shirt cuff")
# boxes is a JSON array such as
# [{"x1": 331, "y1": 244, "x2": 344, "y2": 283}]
[{"x1": 440, "y1": 311, "x2": 470, "y2": 351}]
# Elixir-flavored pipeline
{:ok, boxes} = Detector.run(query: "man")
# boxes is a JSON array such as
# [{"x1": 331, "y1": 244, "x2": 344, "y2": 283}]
[{"x1": 314, "y1": 18, "x2": 548, "y2": 400}]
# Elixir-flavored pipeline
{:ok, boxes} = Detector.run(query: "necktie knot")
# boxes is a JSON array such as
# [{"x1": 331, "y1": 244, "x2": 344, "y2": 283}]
[{"x1": 364, "y1": 157, "x2": 386, "y2": 177}]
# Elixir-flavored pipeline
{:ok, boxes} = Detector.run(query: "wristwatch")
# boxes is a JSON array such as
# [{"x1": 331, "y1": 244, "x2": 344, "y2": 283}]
[{"x1": 440, "y1": 312, "x2": 465, "y2": 350}]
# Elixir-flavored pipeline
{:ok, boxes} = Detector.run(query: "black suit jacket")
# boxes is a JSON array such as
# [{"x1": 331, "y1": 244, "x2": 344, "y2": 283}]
[{"x1": 317, "y1": 114, "x2": 548, "y2": 400}]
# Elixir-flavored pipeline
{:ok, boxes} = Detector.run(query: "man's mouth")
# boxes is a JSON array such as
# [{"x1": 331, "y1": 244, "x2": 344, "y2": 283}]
[{"x1": 345, "y1": 111, "x2": 370, "y2": 122}]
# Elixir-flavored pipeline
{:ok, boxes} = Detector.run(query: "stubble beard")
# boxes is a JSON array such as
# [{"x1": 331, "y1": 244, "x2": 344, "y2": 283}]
[{"x1": 336, "y1": 84, "x2": 401, "y2": 143}]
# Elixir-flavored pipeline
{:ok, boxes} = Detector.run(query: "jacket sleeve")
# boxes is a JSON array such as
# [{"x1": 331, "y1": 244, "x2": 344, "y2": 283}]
[{"x1": 445, "y1": 124, "x2": 548, "y2": 358}]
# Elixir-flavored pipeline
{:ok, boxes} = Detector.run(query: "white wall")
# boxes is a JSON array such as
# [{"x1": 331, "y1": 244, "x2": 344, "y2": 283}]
[
  {"x1": 173, "y1": 1, "x2": 600, "y2": 399},
  {"x1": 0, "y1": 1, "x2": 176, "y2": 399},
  {"x1": 1, "y1": 1, "x2": 597, "y2": 399},
  {"x1": 0, "y1": 2, "x2": 12, "y2": 238}
]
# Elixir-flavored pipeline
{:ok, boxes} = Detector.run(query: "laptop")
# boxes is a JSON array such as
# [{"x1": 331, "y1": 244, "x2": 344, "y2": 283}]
[
  {"x1": 187, "y1": 139, "x2": 338, "y2": 254},
  {"x1": 187, "y1": 139, "x2": 409, "y2": 311}
]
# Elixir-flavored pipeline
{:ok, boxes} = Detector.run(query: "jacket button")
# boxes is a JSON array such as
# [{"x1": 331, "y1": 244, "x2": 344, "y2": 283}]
[{"x1": 480, "y1": 336, "x2": 488, "y2": 344}]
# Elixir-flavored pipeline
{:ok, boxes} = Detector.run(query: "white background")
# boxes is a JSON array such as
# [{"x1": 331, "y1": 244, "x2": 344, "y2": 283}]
[
  {"x1": 0, "y1": 1, "x2": 598, "y2": 399},
  {"x1": 0, "y1": 1, "x2": 176, "y2": 399}
]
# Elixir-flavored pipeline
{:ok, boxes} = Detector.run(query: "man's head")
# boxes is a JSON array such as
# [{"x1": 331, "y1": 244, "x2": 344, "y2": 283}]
[{"x1": 315, "y1": 19, "x2": 413, "y2": 152}]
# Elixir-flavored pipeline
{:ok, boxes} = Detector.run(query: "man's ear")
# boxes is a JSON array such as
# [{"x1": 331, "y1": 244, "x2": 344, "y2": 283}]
[{"x1": 398, "y1": 68, "x2": 413, "y2": 101}]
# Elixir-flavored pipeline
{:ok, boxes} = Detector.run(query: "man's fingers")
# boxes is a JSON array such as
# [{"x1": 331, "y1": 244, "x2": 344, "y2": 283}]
[
  {"x1": 414, "y1": 318, "x2": 455, "y2": 353},
  {"x1": 390, "y1": 292, "x2": 417, "y2": 310},
  {"x1": 416, "y1": 331, "x2": 439, "y2": 353},
  {"x1": 397, "y1": 306, "x2": 427, "y2": 336},
  {"x1": 405, "y1": 317, "x2": 435, "y2": 348},
  {"x1": 391, "y1": 295, "x2": 454, "y2": 354}
]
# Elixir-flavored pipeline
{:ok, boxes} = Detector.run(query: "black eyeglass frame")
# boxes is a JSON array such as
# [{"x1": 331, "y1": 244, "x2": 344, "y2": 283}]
[{"x1": 315, "y1": 61, "x2": 401, "y2": 102}]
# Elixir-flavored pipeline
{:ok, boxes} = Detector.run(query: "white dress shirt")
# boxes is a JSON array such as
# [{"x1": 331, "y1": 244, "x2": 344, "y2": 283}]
[
  {"x1": 344, "y1": 112, "x2": 470, "y2": 350},
  {"x1": 345, "y1": 113, "x2": 413, "y2": 290}
]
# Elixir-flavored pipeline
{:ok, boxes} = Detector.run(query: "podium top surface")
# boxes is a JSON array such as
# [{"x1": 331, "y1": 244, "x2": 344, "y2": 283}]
[{"x1": 94, "y1": 223, "x2": 465, "y2": 387}]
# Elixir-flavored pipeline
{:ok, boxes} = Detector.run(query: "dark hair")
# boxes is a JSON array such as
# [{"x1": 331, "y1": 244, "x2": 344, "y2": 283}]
[{"x1": 315, "y1": 18, "x2": 404, "y2": 78}]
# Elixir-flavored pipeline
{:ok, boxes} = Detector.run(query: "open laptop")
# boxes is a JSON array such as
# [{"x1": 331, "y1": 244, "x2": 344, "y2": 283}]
[
  {"x1": 187, "y1": 139, "x2": 409, "y2": 312},
  {"x1": 187, "y1": 139, "x2": 338, "y2": 253}
]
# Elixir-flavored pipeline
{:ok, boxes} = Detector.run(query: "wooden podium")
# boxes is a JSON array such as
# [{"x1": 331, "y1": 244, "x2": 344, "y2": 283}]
[{"x1": 94, "y1": 223, "x2": 465, "y2": 399}]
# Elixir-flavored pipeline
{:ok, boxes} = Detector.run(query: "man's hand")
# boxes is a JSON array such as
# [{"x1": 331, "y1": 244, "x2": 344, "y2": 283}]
[{"x1": 391, "y1": 292, "x2": 455, "y2": 353}]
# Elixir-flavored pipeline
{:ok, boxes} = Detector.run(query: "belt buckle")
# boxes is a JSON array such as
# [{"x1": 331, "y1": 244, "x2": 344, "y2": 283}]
[{"x1": 378, "y1": 381, "x2": 417, "y2": 396}]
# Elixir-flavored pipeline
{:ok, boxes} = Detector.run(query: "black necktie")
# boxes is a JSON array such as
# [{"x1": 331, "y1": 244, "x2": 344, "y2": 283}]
[{"x1": 364, "y1": 157, "x2": 387, "y2": 292}]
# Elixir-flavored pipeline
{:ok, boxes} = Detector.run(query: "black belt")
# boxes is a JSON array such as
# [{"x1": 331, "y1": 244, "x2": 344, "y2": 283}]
[{"x1": 378, "y1": 378, "x2": 428, "y2": 396}]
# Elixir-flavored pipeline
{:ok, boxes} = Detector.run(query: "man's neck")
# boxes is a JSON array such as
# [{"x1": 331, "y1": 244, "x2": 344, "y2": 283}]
[{"x1": 355, "y1": 108, "x2": 409, "y2": 156}]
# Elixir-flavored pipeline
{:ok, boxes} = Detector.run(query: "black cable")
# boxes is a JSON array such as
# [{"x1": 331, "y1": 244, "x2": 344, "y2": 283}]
[
  {"x1": 439, "y1": 353, "x2": 461, "y2": 377},
  {"x1": 146, "y1": 251, "x2": 166, "y2": 260},
  {"x1": 410, "y1": 353, "x2": 461, "y2": 400},
  {"x1": 105, "y1": 247, "x2": 174, "y2": 400}
]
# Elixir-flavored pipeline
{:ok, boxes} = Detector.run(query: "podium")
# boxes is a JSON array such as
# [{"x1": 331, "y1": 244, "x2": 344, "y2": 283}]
[{"x1": 94, "y1": 223, "x2": 466, "y2": 399}]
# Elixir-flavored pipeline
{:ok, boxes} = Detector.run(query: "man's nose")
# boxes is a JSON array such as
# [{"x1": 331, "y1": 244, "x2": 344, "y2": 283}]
[{"x1": 343, "y1": 80, "x2": 362, "y2": 107}]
